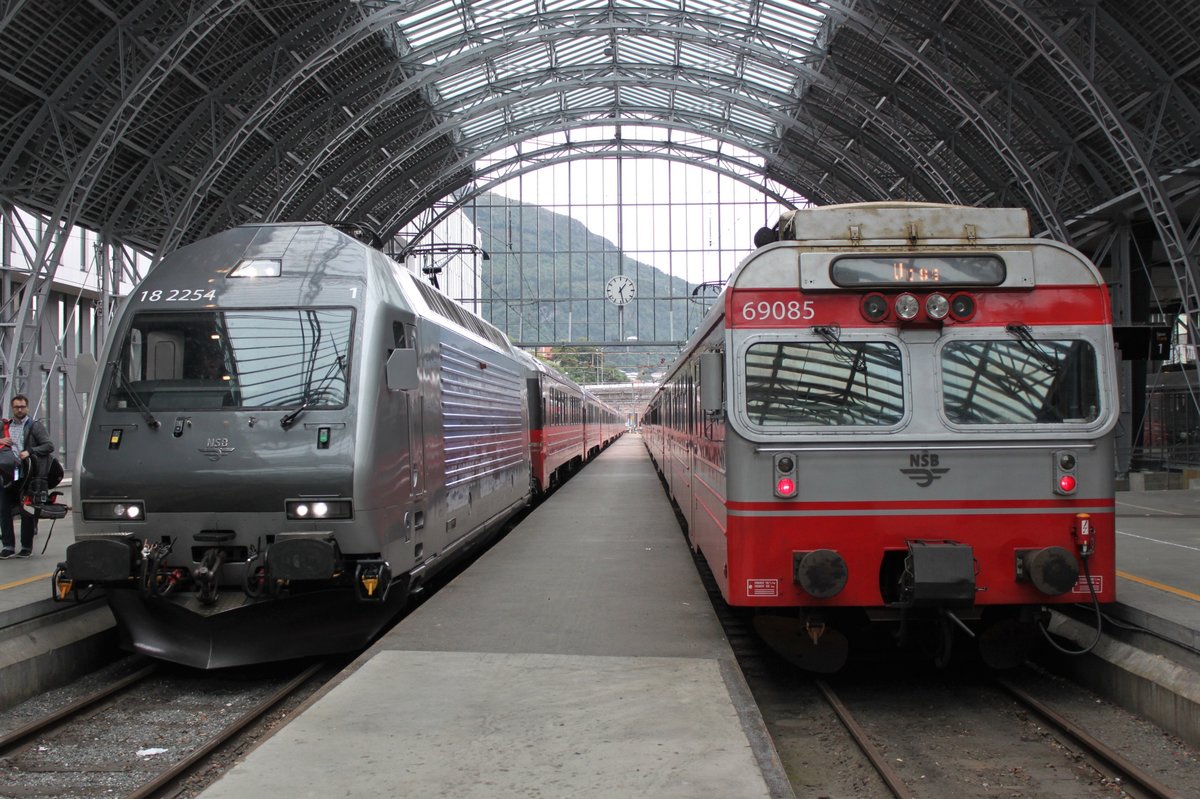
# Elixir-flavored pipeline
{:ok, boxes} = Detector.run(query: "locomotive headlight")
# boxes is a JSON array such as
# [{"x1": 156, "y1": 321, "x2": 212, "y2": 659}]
[
  {"x1": 83, "y1": 500, "x2": 147, "y2": 521},
  {"x1": 286, "y1": 499, "x2": 353, "y2": 520},
  {"x1": 894, "y1": 293, "x2": 920, "y2": 320},
  {"x1": 925, "y1": 293, "x2": 950, "y2": 320}
]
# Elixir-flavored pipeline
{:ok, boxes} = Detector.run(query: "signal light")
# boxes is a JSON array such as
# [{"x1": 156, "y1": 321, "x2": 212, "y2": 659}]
[
  {"x1": 1053, "y1": 449, "x2": 1077, "y2": 495},
  {"x1": 894, "y1": 293, "x2": 919, "y2": 320},
  {"x1": 773, "y1": 452, "x2": 798, "y2": 498},
  {"x1": 925, "y1": 293, "x2": 949, "y2": 320},
  {"x1": 861, "y1": 293, "x2": 889, "y2": 322},
  {"x1": 949, "y1": 293, "x2": 976, "y2": 321}
]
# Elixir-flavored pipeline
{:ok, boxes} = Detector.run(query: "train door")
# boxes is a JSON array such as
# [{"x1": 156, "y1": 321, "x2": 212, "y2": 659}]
[{"x1": 405, "y1": 322, "x2": 426, "y2": 502}]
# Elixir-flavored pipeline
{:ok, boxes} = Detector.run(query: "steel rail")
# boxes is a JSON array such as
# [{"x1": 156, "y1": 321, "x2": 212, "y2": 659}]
[
  {"x1": 997, "y1": 677, "x2": 1186, "y2": 799},
  {"x1": 814, "y1": 679, "x2": 914, "y2": 799},
  {"x1": 126, "y1": 660, "x2": 325, "y2": 799},
  {"x1": 0, "y1": 662, "x2": 158, "y2": 754}
]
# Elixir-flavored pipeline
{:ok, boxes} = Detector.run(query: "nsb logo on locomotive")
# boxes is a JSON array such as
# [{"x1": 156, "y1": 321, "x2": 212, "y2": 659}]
[{"x1": 900, "y1": 453, "x2": 949, "y2": 487}]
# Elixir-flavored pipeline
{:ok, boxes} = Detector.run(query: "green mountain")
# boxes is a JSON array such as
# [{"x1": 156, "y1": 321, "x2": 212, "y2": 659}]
[{"x1": 466, "y1": 193, "x2": 714, "y2": 376}]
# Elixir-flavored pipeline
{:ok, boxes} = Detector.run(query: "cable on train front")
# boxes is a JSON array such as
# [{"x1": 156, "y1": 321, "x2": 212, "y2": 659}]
[{"x1": 653, "y1": 202, "x2": 1118, "y2": 672}]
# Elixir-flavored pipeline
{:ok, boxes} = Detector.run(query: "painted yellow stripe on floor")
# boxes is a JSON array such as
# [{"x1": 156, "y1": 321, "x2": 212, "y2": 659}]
[
  {"x1": 1117, "y1": 570, "x2": 1200, "y2": 603},
  {"x1": 0, "y1": 572, "x2": 52, "y2": 591}
]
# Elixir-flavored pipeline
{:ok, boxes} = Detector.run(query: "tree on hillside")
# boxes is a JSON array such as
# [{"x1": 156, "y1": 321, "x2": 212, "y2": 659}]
[{"x1": 539, "y1": 347, "x2": 629, "y2": 385}]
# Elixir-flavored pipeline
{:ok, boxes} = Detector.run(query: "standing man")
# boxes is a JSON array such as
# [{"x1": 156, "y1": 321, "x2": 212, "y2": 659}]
[{"x1": 0, "y1": 394, "x2": 55, "y2": 558}]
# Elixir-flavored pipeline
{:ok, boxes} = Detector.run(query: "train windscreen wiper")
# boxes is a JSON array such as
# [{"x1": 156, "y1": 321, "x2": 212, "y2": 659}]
[
  {"x1": 108, "y1": 362, "x2": 161, "y2": 429},
  {"x1": 280, "y1": 354, "x2": 346, "y2": 429},
  {"x1": 1005, "y1": 323, "x2": 1061, "y2": 375}
]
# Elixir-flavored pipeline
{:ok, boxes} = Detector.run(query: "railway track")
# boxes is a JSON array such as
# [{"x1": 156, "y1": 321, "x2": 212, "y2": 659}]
[
  {"x1": 0, "y1": 658, "x2": 330, "y2": 799},
  {"x1": 671, "y1": 500, "x2": 1200, "y2": 799},
  {"x1": 815, "y1": 674, "x2": 1189, "y2": 799}
]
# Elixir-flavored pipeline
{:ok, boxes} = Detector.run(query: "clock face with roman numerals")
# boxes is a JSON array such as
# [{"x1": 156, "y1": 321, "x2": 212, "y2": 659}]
[{"x1": 605, "y1": 275, "x2": 636, "y2": 305}]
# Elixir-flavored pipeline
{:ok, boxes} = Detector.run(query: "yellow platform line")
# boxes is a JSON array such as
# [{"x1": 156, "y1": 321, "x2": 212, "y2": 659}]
[
  {"x1": 0, "y1": 572, "x2": 52, "y2": 591},
  {"x1": 1117, "y1": 570, "x2": 1200, "y2": 603}
]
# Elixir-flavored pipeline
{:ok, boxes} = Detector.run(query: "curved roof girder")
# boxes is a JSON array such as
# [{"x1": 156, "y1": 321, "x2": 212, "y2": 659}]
[
  {"x1": 370, "y1": 115, "x2": 888, "y2": 238},
  {"x1": 791, "y1": 96, "x2": 962, "y2": 203},
  {"x1": 396, "y1": 139, "x2": 803, "y2": 249},
  {"x1": 821, "y1": 0, "x2": 1072, "y2": 241},
  {"x1": 153, "y1": 2, "x2": 427, "y2": 258},
  {"x1": 355, "y1": 104, "x2": 891, "y2": 238},
  {"x1": 105, "y1": 0, "x2": 376, "y2": 249},
  {"x1": 827, "y1": 1, "x2": 1119, "y2": 210},
  {"x1": 985, "y1": 0, "x2": 1200, "y2": 325},
  {"x1": 330, "y1": 71, "x2": 898, "y2": 220},
  {"x1": 262, "y1": 12, "x2": 852, "y2": 223},
  {"x1": 2, "y1": 0, "x2": 249, "y2": 401}
]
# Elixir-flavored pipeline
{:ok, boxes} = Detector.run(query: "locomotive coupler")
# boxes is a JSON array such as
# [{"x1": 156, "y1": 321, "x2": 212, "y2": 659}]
[
  {"x1": 897, "y1": 539, "x2": 976, "y2": 608},
  {"x1": 194, "y1": 548, "x2": 227, "y2": 605}
]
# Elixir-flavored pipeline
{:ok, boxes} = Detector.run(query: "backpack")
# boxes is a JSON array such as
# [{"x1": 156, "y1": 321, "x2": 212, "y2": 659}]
[{"x1": 0, "y1": 420, "x2": 17, "y2": 488}]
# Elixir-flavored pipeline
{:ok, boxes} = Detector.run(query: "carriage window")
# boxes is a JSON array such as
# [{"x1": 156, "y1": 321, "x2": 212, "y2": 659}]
[
  {"x1": 941, "y1": 339, "x2": 1099, "y2": 424},
  {"x1": 105, "y1": 308, "x2": 353, "y2": 411},
  {"x1": 743, "y1": 341, "x2": 904, "y2": 427}
]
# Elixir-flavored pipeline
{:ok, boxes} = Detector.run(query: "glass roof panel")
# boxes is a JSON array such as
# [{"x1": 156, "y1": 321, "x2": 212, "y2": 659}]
[
  {"x1": 621, "y1": 85, "x2": 673, "y2": 109},
  {"x1": 619, "y1": 36, "x2": 677, "y2": 65},
  {"x1": 742, "y1": 59, "x2": 799, "y2": 96},
  {"x1": 729, "y1": 104, "x2": 778, "y2": 139},
  {"x1": 676, "y1": 40, "x2": 738, "y2": 74},
  {"x1": 551, "y1": 34, "x2": 608, "y2": 64},
  {"x1": 387, "y1": 0, "x2": 828, "y2": 197}
]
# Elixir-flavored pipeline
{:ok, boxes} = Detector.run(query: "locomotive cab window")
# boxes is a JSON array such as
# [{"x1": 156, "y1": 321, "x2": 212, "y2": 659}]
[
  {"x1": 105, "y1": 308, "x2": 353, "y2": 412},
  {"x1": 743, "y1": 341, "x2": 904, "y2": 427},
  {"x1": 941, "y1": 338, "x2": 1100, "y2": 425}
]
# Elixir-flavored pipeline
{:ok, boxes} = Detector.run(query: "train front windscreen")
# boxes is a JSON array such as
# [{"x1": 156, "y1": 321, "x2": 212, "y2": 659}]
[{"x1": 104, "y1": 307, "x2": 354, "y2": 412}]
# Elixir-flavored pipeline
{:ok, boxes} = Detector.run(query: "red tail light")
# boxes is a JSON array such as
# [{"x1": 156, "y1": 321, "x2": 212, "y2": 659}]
[
  {"x1": 949, "y1": 292, "x2": 976, "y2": 321},
  {"x1": 777, "y1": 477, "x2": 796, "y2": 496}
]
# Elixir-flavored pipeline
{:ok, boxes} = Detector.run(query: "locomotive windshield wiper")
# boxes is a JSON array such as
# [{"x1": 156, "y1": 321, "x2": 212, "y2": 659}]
[
  {"x1": 813, "y1": 324, "x2": 861, "y2": 368},
  {"x1": 1005, "y1": 323, "x2": 1061, "y2": 374},
  {"x1": 280, "y1": 354, "x2": 346, "y2": 429},
  {"x1": 108, "y1": 361, "x2": 161, "y2": 429}
]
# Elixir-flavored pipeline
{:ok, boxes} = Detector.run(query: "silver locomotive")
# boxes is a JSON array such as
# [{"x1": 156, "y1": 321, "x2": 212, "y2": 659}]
[{"x1": 60, "y1": 222, "x2": 607, "y2": 668}]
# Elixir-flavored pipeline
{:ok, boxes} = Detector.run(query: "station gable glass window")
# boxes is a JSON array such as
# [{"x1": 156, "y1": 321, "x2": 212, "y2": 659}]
[
  {"x1": 743, "y1": 341, "x2": 904, "y2": 427},
  {"x1": 941, "y1": 339, "x2": 1099, "y2": 424}
]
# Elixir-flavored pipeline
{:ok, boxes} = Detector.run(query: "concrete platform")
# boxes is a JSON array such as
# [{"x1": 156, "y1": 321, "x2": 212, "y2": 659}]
[
  {"x1": 1111, "y1": 488, "x2": 1200, "y2": 649},
  {"x1": 0, "y1": 484, "x2": 120, "y2": 710},
  {"x1": 199, "y1": 436, "x2": 791, "y2": 799}
]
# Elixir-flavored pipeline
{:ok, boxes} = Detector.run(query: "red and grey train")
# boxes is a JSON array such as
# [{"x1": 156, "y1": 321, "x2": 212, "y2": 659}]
[
  {"x1": 643, "y1": 202, "x2": 1117, "y2": 670},
  {"x1": 58, "y1": 222, "x2": 620, "y2": 668},
  {"x1": 518, "y1": 351, "x2": 625, "y2": 495}
]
